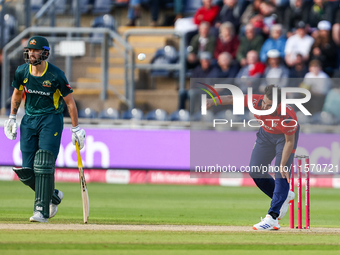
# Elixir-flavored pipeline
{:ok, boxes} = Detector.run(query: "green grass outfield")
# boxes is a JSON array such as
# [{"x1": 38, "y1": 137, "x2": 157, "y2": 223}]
[{"x1": 0, "y1": 181, "x2": 339, "y2": 254}]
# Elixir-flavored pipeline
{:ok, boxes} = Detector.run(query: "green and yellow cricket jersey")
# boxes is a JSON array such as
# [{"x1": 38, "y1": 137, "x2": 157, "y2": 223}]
[{"x1": 11, "y1": 62, "x2": 73, "y2": 116}]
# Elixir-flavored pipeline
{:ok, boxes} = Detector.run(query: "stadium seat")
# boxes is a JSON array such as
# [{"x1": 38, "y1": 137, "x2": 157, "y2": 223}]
[
  {"x1": 191, "y1": 110, "x2": 214, "y2": 122},
  {"x1": 98, "y1": 108, "x2": 119, "y2": 119},
  {"x1": 78, "y1": 108, "x2": 98, "y2": 118},
  {"x1": 311, "y1": 111, "x2": 336, "y2": 125},
  {"x1": 296, "y1": 111, "x2": 312, "y2": 125},
  {"x1": 92, "y1": 0, "x2": 113, "y2": 14},
  {"x1": 169, "y1": 109, "x2": 190, "y2": 121},
  {"x1": 1, "y1": 14, "x2": 16, "y2": 45},
  {"x1": 90, "y1": 14, "x2": 115, "y2": 43},
  {"x1": 214, "y1": 109, "x2": 244, "y2": 122},
  {"x1": 31, "y1": 0, "x2": 45, "y2": 12},
  {"x1": 72, "y1": 0, "x2": 94, "y2": 14},
  {"x1": 122, "y1": 108, "x2": 144, "y2": 120},
  {"x1": 145, "y1": 109, "x2": 168, "y2": 121}
]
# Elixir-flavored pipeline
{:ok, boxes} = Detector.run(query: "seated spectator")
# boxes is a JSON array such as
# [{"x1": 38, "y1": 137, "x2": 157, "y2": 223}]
[
  {"x1": 284, "y1": 0, "x2": 309, "y2": 35},
  {"x1": 260, "y1": 49, "x2": 289, "y2": 92},
  {"x1": 236, "y1": 50, "x2": 266, "y2": 93},
  {"x1": 305, "y1": 0, "x2": 328, "y2": 29},
  {"x1": 214, "y1": 22, "x2": 240, "y2": 59},
  {"x1": 187, "y1": 22, "x2": 216, "y2": 69},
  {"x1": 300, "y1": 59, "x2": 331, "y2": 113},
  {"x1": 126, "y1": 0, "x2": 173, "y2": 26},
  {"x1": 285, "y1": 21, "x2": 314, "y2": 67},
  {"x1": 241, "y1": 0, "x2": 263, "y2": 27},
  {"x1": 250, "y1": 1, "x2": 277, "y2": 35},
  {"x1": 332, "y1": 8, "x2": 340, "y2": 47},
  {"x1": 236, "y1": 23, "x2": 264, "y2": 66},
  {"x1": 260, "y1": 24, "x2": 287, "y2": 63},
  {"x1": 322, "y1": 82, "x2": 340, "y2": 117},
  {"x1": 289, "y1": 54, "x2": 308, "y2": 86},
  {"x1": 310, "y1": 20, "x2": 337, "y2": 76},
  {"x1": 193, "y1": 0, "x2": 220, "y2": 26},
  {"x1": 191, "y1": 51, "x2": 220, "y2": 78},
  {"x1": 215, "y1": 0, "x2": 242, "y2": 31},
  {"x1": 217, "y1": 52, "x2": 240, "y2": 78}
]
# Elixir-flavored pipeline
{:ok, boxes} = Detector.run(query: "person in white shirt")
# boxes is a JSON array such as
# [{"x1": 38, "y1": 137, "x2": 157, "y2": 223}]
[
  {"x1": 285, "y1": 21, "x2": 314, "y2": 67},
  {"x1": 300, "y1": 59, "x2": 331, "y2": 113}
]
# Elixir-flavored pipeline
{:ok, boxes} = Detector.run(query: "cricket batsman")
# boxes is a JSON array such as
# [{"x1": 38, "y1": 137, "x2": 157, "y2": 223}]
[
  {"x1": 4, "y1": 36, "x2": 86, "y2": 223},
  {"x1": 207, "y1": 85, "x2": 298, "y2": 230}
]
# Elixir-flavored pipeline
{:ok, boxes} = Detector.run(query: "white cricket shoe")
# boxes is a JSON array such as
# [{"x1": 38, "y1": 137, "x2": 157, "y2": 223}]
[
  {"x1": 30, "y1": 211, "x2": 48, "y2": 223},
  {"x1": 278, "y1": 191, "x2": 295, "y2": 220},
  {"x1": 253, "y1": 214, "x2": 280, "y2": 230},
  {"x1": 49, "y1": 190, "x2": 64, "y2": 219}
]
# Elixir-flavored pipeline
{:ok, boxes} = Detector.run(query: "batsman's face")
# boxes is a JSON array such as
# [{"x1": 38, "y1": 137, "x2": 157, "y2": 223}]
[{"x1": 28, "y1": 49, "x2": 43, "y2": 63}]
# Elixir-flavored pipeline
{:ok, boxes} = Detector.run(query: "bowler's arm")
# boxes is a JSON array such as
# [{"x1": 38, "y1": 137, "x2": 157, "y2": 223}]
[
  {"x1": 63, "y1": 94, "x2": 79, "y2": 127},
  {"x1": 207, "y1": 95, "x2": 233, "y2": 109}
]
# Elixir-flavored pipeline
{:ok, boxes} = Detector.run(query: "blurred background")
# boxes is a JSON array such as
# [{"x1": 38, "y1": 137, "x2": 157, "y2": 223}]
[{"x1": 0, "y1": 0, "x2": 339, "y2": 187}]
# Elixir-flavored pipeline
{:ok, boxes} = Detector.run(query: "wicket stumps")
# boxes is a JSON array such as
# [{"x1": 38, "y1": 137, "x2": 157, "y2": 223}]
[{"x1": 290, "y1": 155, "x2": 310, "y2": 229}]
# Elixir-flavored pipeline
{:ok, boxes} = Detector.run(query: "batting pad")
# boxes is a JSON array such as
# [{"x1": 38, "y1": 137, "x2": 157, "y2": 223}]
[{"x1": 34, "y1": 150, "x2": 55, "y2": 218}]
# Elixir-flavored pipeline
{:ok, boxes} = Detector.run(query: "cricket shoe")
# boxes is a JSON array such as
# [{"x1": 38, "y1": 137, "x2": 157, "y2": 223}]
[
  {"x1": 30, "y1": 211, "x2": 48, "y2": 223},
  {"x1": 49, "y1": 190, "x2": 64, "y2": 219},
  {"x1": 278, "y1": 191, "x2": 295, "y2": 220},
  {"x1": 253, "y1": 214, "x2": 280, "y2": 230}
]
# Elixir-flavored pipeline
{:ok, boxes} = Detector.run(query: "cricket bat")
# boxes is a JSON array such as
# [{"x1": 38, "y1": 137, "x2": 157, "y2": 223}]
[{"x1": 75, "y1": 141, "x2": 89, "y2": 223}]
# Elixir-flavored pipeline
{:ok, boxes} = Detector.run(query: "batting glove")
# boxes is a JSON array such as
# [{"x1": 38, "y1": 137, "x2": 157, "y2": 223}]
[
  {"x1": 4, "y1": 114, "x2": 17, "y2": 140},
  {"x1": 71, "y1": 126, "x2": 86, "y2": 150}
]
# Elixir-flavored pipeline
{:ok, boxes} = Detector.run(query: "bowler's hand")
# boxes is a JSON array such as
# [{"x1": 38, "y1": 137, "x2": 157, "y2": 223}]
[
  {"x1": 280, "y1": 165, "x2": 290, "y2": 183},
  {"x1": 72, "y1": 126, "x2": 86, "y2": 150},
  {"x1": 4, "y1": 114, "x2": 17, "y2": 140}
]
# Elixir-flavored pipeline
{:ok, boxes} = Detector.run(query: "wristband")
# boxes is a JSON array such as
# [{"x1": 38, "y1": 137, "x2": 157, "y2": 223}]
[
  {"x1": 9, "y1": 114, "x2": 16, "y2": 120},
  {"x1": 71, "y1": 125, "x2": 80, "y2": 132}
]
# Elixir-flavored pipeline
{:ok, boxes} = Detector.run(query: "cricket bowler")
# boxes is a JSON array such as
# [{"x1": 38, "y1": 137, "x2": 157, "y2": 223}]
[
  {"x1": 207, "y1": 85, "x2": 299, "y2": 230},
  {"x1": 4, "y1": 36, "x2": 86, "y2": 222}
]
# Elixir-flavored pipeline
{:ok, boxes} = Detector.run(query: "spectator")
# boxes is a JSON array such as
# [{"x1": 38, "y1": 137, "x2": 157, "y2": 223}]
[
  {"x1": 241, "y1": 0, "x2": 263, "y2": 27},
  {"x1": 215, "y1": 0, "x2": 242, "y2": 31},
  {"x1": 322, "y1": 82, "x2": 340, "y2": 117},
  {"x1": 310, "y1": 20, "x2": 337, "y2": 75},
  {"x1": 174, "y1": 0, "x2": 186, "y2": 21},
  {"x1": 285, "y1": 21, "x2": 314, "y2": 67},
  {"x1": 236, "y1": 24, "x2": 264, "y2": 66},
  {"x1": 260, "y1": 24, "x2": 287, "y2": 63},
  {"x1": 191, "y1": 51, "x2": 220, "y2": 78},
  {"x1": 332, "y1": 8, "x2": 340, "y2": 48},
  {"x1": 236, "y1": 50, "x2": 266, "y2": 93},
  {"x1": 300, "y1": 59, "x2": 331, "y2": 113},
  {"x1": 214, "y1": 22, "x2": 240, "y2": 59},
  {"x1": 284, "y1": 0, "x2": 309, "y2": 35},
  {"x1": 217, "y1": 52, "x2": 240, "y2": 78},
  {"x1": 179, "y1": 52, "x2": 219, "y2": 110},
  {"x1": 261, "y1": 49, "x2": 289, "y2": 92},
  {"x1": 304, "y1": 0, "x2": 328, "y2": 29},
  {"x1": 126, "y1": 0, "x2": 173, "y2": 26},
  {"x1": 250, "y1": 1, "x2": 277, "y2": 35},
  {"x1": 187, "y1": 22, "x2": 216, "y2": 69},
  {"x1": 193, "y1": 0, "x2": 220, "y2": 26},
  {"x1": 289, "y1": 53, "x2": 308, "y2": 86}
]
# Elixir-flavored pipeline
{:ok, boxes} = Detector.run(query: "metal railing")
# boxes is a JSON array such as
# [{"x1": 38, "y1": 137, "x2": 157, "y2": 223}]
[
  {"x1": 124, "y1": 29, "x2": 186, "y2": 107},
  {"x1": 1, "y1": 26, "x2": 134, "y2": 114}
]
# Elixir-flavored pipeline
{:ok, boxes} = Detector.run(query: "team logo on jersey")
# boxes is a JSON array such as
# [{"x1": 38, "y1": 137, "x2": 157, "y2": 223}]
[
  {"x1": 30, "y1": 39, "x2": 36, "y2": 45},
  {"x1": 23, "y1": 78, "x2": 28, "y2": 83},
  {"x1": 42, "y1": 80, "x2": 52, "y2": 87}
]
